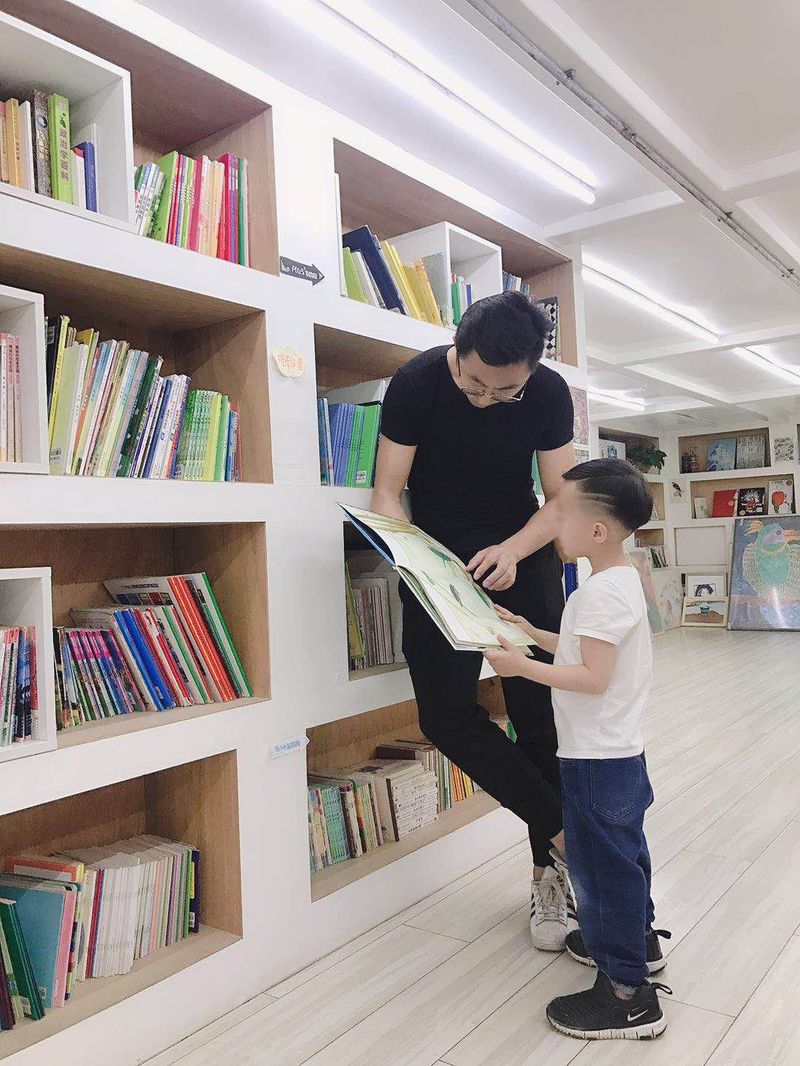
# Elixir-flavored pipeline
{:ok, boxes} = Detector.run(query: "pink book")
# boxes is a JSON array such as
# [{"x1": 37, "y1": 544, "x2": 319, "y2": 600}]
[
  {"x1": 188, "y1": 156, "x2": 205, "y2": 252},
  {"x1": 53, "y1": 885, "x2": 77, "y2": 1007},
  {"x1": 216, "y1": 155, "x2": 229, "y2": 261}
]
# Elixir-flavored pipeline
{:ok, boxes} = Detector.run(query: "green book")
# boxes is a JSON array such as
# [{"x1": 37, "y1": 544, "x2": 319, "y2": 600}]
[
  {"x1": 174, "y1": 389, "x2": 197, "y2": 480},
  {"x1": 213, "y1": 394, "x2": 230, "y2": 482},
  {"x1": 344, "y1": 405, "x2": 365, "y2": 488},
  {"x1": 47, "y1": 94, "x2": 73, "y2": 204},
  {"x1": 150, "y1": 152, "x2": 180, "y2": 243},
  {"x1": 342, "y1": 248, "x2": 367, "y2": 302},
  {"x1": 202, "y1": 393, "x2": 222, "y2": 481},
  {"x1": 354, "y1": 403, "x2": 381, "y2": 488},
  {"x1": 117, "y1": 355, "x2": 162, "y2": 477},
  {"x1": 0, "y1": 899, "x2": 44, "y2": 1020},
  {"x1": 179, "y1": 156, "x2": 195, "y2": 249},
  {"x1": 451, "y1": 279, "x2": 462, "y2": 325}
]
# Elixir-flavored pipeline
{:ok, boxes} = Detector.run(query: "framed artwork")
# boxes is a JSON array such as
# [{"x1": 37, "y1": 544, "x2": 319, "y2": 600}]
[
  {"x1": 706, "y1": 438, "x2": 736, "y2": 472},
  {"x1": 693, "y1": 498, "x2": 709, "y2": 519},
  {"x1": 682, "y1": 597, "x2": 729, "y2": 627},
  {"x1": 729, "y1": 517, "x2": 800, "y2": 631},
  {"x1": 773, "y1": 436, "x2": 795, "y2": 464},
  {"x1": 737, "y1": 486, "x2": 766, "y2": 517},
  {"x1": 599, "y1": 439, "x2": 626, "y2": 462},
  {"x1": 768, "y1": 480, "x2": 794, "y2": 515},
  {"x1": 687, "y1": 574, "x2": 727, "y2": 598},
  {"x1": 652, "y1": 569, "x2": 683, "y2": 630},
  {"x1": 569, "y1": 387, "x2": 589, "y2": 449},
  {"x1": 735, "y1": 434, "x2": 767, "y2": 470},
  {"x1": 535, "y1": 297, "x2": 560, "y2": 361},
  {"x1": 627, "y1": 548, "x2": 665, "y2": 635}
]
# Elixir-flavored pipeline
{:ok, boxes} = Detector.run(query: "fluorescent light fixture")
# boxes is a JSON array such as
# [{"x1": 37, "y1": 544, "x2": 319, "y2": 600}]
[
  {"x1": 733, "y1": 347, "x2": 800, "y2": 385},
  {"x1": 588, "y1": 388, "x2": 647, "y2": 411},
  {"x1": 268, "y1": 0, "x2": 596, "y2": 203},
  {"x1": 583, "y1": 266, "x2": 718, "y2": 344}
]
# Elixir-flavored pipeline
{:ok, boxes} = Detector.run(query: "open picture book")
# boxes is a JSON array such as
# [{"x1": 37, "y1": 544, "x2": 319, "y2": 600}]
[{"x1": 339, "y1": 503, "x2": 534, "y2": 652}]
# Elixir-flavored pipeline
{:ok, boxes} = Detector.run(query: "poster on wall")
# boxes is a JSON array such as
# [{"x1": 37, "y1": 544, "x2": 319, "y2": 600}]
[
  {"x1": 569, "y1": 386, "x2": 589, "y2": 450},
  {"x1": 652, "y1": 569, "x2": 683, "y2": 630},
  {"x1": 627, "y1": 548, "x2": 665, "y2": 635},
  {"x1": 729, "y1": 517, "x2": 800, "y2": 631}
]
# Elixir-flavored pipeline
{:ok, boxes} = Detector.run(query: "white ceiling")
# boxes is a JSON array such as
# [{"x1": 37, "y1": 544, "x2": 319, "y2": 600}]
[{"x1": 138, "y1": 0, "x2": 800, "y2": 432}]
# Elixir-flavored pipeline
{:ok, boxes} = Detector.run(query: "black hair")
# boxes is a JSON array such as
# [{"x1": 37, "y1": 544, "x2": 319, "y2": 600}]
[
  {"x1": 563, "y1": 458, "x2": 653, "y2": 534},
  {"x1": 454, "y1": 291, "x2": 550, "y2": 368}
]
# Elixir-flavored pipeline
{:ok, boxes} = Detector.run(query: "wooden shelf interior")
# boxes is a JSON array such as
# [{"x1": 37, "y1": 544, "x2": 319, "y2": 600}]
[
  {"x1": 690, "y1": 474, "x2": 796, "y2": 518},
  {"x1": 2, "y1": 0, "x2": 279, "y2": 272},
  {"x1": 0, "y1": 750, "x2": 241, "y2": 1059},
  {"x1": 525, "y1": 260, "x2": 578, "y2": 367},
  {"x1": 599, "y1": 427, "x2": 660, "y2": 452},
  {"x1": 0, "y1": 521, "x2": 270, "y2": 699},
  {"x1": 635, "y1": 528, "x2": 665, "y2": 547},
  {"x1": 650, "y1": 481, "x2": 665, "y2": 520},
  {"x1": 678, "y1": 428, "x2": 771, "y2": 473},
  {"x1": 0, "y1": 249, "x2": 272, "y2": 482},
  {"x1": 315, "y1": 324, "x2": 417, "y2": 393},
  {"x1": 0, "y1": 285, "x2": 47, "y2": 470}
]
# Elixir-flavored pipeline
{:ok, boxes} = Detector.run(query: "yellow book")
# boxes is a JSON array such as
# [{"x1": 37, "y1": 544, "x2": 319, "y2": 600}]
[
  {"x1": 413, "y1": 260, "x2": 444, "y2": 326},
  {"x1": 404, "y1": 265, "x2": 434, "y2": 324},
  {"x1": 382, "y1": 241, "x2": 423, "y2": 320},
  {"x1": 4, "y1": 99, "x2": 21, "y2": 188}
]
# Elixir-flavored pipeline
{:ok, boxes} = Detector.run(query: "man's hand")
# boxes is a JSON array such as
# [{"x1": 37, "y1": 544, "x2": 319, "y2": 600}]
[
  {"x1": 484, "y1": 634, "x2": 532, "y2": 678},
  {"x1": 494, "y1": 605, "x2": 536, "y2": 641},
  {"x1": 468, "y1": 544, "x2": 518, "y2": 591}
]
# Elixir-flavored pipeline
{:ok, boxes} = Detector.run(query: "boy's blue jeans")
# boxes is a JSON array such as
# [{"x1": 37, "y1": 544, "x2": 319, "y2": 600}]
[{"x1": 560, "y1": 754, "x2": 656, "y2": 987}]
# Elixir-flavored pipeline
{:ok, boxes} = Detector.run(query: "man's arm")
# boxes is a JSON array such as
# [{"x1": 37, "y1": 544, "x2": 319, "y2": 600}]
[
  {"x1": 469, "y1": 441, "x2": 575, "y2": 591},
  {"x1": 370, "y1": 436, "x2": 416, "y2": 522},
  {"x1": 486, "y1": 634, "x2": 615, "y2": 694}
]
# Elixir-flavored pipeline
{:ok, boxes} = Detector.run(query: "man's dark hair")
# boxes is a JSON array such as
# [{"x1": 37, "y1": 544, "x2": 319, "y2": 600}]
[
  {"x1": 563, "y1": 458, "x2": 653, "y2": 534},
  {"x1": 454, "y1": 291, "x2": 550, "y2": 368}
]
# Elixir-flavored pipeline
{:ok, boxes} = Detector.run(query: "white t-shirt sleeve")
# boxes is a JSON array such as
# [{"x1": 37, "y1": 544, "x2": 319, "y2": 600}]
[{"x1": 571, "y1": 579, "x2": 638, "y2": 646}]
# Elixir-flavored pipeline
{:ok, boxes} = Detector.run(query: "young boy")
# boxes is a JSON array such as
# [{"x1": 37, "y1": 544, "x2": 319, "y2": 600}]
[{"x1": 486, "y1": 458, "x2": 672, "y2": 1040}]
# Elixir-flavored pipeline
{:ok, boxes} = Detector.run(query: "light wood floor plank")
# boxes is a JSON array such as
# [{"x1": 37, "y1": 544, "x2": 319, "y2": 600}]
[
  {"x1": 647, "y1": 727, "x2": 759, "y2": 813},
  {"x1": 705, "y1": 935, "x2": 800, "y2": 1065},
  {"x1": 169, "y1": 926, "x2": 462, "y2": 1066},
  {"x1": 665, "y1": 822, "x2": 800, "y2": 1016},
  {"x1": 144, "y1": 994, "x2": 275, "y2": 1066},
  {"x1": 266, "y1": 843, "x2": 527, "y2": 997},
  {"x1": 303, "y1": 908, "x2": 557, "y2": 1066}
]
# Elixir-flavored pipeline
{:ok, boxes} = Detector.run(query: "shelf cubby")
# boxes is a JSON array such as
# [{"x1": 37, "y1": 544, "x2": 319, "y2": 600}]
[
  {"x1": 0, "y1": 566, "x2": 55, "y2": 763},
  {"x1": 308, "y1": 676, "x2": 505, "y2": 899},
  {"x1": 0, "y1": 10, "x2": 134, "y2": 227},
  {"x1": 0, "y1": 249, "x2": 272, "y2": 483},
  {"x1": 334, "y1": 141, "x2": 578, "y2": 365},
  {"x1": 343, "y1": 520, "x2": 404, "y2": 680},
  {"x1": 689, "y1": 473, "x2": 796, "y2": 520},
  {"x1": 0, "y1": 282, "x2": 48, "y2": 474},
  {"x1": 678, "y1": 427, "x2": 771, "y2": 473},
  {"x1": 315, "y1": 323, "x2": 416, "y2": 394},
  {"x1": 0, "y1": 521, "x2": 268, "y2": 747},
  {"x1": 0, "y1": 749, "x2": 241, "y2": 1060}
]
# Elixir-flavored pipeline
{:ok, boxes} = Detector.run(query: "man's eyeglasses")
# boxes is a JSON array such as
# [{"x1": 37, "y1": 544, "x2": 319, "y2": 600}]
[{"x1": 456, "y1": 357, "x2": 531, "y2": 404}]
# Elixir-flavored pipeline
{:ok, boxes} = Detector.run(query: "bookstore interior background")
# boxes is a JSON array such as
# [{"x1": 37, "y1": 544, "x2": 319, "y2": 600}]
[{"x1": 0, "y1": 0, "x2": 798, "y2": 1063}]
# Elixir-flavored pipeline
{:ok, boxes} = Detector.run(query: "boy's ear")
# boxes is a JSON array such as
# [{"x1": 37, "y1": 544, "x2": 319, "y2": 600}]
[{"x1": 593, "y1": 521, "x2": 609, "y2": 543}]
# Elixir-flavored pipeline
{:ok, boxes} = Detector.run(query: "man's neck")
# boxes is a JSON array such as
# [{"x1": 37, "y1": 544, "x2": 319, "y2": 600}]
[{"x1": 586, "y1": 543, "x2": 630, "y2": 575}]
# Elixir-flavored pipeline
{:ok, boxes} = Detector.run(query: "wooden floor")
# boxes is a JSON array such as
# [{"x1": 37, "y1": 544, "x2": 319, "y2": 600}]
[{"x1": 148, "y1": 629, "x2": 800, "y2": 1066}]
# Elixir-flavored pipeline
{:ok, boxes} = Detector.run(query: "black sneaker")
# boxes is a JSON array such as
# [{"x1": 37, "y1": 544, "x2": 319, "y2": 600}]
[
  {"x1": 565, "y1": 927, "x2": 671, "y2": 975},
  {"x1": 546, "y1": 971, "x2": 671, "y2": 1040}
]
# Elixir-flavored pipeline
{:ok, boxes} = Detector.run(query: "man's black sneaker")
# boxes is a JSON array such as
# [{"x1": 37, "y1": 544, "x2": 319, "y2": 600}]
[
  {"x1": 565, "y1": 927, "x2": 671, "y2": 975},
  {"x1": 546, "y1": 971, "x2": 671, "y2": 1040}
]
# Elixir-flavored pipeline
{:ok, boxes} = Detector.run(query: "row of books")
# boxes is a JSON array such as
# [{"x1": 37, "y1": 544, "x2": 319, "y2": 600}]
[
  {"x1": 318, "y1": 378, "x2": 387, "y2": 488},
  {"x1": 0, "y1": 837, "x2": 198, "y2": 1028},
  {"x1": 46, "y1": 315, "x2": 241, "y2": 480},
  {"x1": 1, "y1": 93, "x2": 97, "y2": 211},
  {"x1": 53, "y1": 572, "x2": 251, "y2": 731},
  {"x1": 633, "y1": 543, "x2": 668, "y2": 569},
  {"x1": 0, "y1": 332, "x2": 22, "y2": 464},
  {"x1": 341, "y1": 226, "x2": 448, "y2": 326},
  {"x1": 503, "y1": 270, "x2": 532, "y2": 298},
  {"x1": 135, "y1": 151, "x2": 249, "y2": 265},
  {"x1": 0, "y1": 627, "x2": 37, "y2": 749},
  {"x1": 694, "y1": 482, "x2": 796, "y2": 519},
  {"x1": 345, "y1": 553, "x2": 404, "y2": 673}
]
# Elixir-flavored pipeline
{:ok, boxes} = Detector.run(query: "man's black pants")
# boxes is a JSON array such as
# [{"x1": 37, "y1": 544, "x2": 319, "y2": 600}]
[{"x1": 400, "y1": 543, "x2": 565, "y2": 867}]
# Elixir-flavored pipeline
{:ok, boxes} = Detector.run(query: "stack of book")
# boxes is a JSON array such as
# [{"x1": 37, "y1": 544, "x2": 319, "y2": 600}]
[
  {"x1": 503, "y1": 271, "x2": 532, "y2": 298},
  {"x1": 375, "y1": 740, "x2": 481, "y2": 813},
  {"x1": 345, "y1": 555, "x2": 404, "y2": 672},
  {"x1": 0, "y1": 626, "x2": 37, "y2": 748},
  {"x1": 318, "y1": 378, "x2": 387, "y2": 487},
  {"x1": 634, "y1": 542, "x2": 668, "y2": 569},
  {"x1": 134, "y1": 151, "x2": 249, "y2": 264},
  {"x1": 341, "y1": 226, "x2": 447, "y2": 325},
  {"x1": 0, "y1": 837, "x2": 198, "y2": 1027},
  {"x1": 0, "y1": 332, "x2": 21, "y2": 464},
  {"x1": 45, "y1": 316, "x2": 241, "y2": 480},
  {"x1": 53, "y1": 571, "x2": 251, "y2": 730},
  {"x1": 1, "y1": 92, "x2": 97, "y2": 211}
]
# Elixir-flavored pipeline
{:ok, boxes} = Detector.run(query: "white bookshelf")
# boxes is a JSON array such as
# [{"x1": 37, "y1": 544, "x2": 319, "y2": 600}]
[
  {"x1": 0, "y1": 10, "x2": 134, "y2": 227},
  {"x1": 0, "y1": 283, "x2": 48, "y2": 474},
  {"x1": 0, "y1": 566, "x2": 55, "y2": 764}
]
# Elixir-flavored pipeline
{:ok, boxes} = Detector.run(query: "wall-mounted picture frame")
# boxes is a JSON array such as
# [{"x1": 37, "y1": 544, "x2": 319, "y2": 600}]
[{"x1": 681, "y1": 597, "x2": 729, "y2": 627}]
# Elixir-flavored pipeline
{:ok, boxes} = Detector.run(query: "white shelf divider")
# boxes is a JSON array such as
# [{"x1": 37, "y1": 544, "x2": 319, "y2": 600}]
[{"x1": 0, "y1": 283, "x2": 48, "y2": 474}]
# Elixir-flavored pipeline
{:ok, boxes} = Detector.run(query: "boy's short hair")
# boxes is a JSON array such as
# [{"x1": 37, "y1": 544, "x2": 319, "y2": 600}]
[
  {"x1": 563, "y1": 458, "x2": 653, "y2": 534},
  {"x1": 454, "y1": 291, "x2": 550, "y2": 368}
]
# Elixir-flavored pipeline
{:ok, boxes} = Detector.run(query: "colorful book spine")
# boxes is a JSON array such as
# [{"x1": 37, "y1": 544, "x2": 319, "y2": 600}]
[{"x1": 47, "y1": 95, "x2": 73, "y2": 204}]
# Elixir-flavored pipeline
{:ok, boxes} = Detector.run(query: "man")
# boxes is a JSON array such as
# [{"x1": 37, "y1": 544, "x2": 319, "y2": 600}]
[{"x1": 371, "y1": 290, "x2": 576, "y2": 949}]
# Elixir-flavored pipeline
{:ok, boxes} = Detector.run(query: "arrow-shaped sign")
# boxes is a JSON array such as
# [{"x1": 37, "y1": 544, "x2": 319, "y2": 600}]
[{"x1": 280, "y1": 256, "x2": 325, "y2": 285}]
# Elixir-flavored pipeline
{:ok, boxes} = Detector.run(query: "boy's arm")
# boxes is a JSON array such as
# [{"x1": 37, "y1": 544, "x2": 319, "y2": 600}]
[{"x1": 486, "y1": 635, "x2": 616, "y2": 695}]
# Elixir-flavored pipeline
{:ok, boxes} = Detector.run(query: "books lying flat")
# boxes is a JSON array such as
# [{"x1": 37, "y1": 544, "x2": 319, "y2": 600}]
[
  {"x1": 339, "y1": 504, "x2": 533, "y2": 652},
  {"x1": 0, "y1": 625, "x2": 38, "y2": 748}
]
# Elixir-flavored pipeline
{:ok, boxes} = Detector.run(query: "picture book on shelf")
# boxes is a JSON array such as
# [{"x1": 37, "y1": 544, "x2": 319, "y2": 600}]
[
  {"x1": 712, "y1": 488, "x2": 739, "y2": 518},
  {"x1": 769, "y1": 479, "x2": 794, "y2": 515},
  {"x1": 339, "y1": 503, "x2": 532, "y2": 651},
  {"x1": 737, "y1": 486, "x2": 766, "y2": 517}
]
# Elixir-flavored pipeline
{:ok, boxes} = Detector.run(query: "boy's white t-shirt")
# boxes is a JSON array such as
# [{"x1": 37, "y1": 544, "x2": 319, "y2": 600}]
[{"x1": 552, "y1": 565, "x2": 652, "y2": 760}]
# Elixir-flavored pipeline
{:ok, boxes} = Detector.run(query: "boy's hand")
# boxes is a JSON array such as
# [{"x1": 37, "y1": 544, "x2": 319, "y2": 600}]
[
  {"x1": 494, "y1": 604, "x2": 537, "y2": 640},
  {"x1": 484, "y1": 634, "x2": 531, "y2": 678}
]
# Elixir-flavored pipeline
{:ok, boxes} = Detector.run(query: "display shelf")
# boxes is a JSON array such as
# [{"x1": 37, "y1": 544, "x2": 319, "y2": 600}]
[
  {"x1": 0, "y1": 283, "x2": 48, "y2": 474},
  {"x1": 686, "y1": 466, "x2": 789, "y2": 481},
  {"x1": 689, "y1": 474, "x2": 795, "y2": 520},
  {"x1": 0, "y1": 10, "x2": 134, "y2": 228},
  {"x1": 0, "y1": 567, "x2": 55, "y2": 764},
  {"x1": 0, "y1": 750, "x2": 241, "y2": 1060},
  {"x1": 679, "y1": 427, "x2": 771, "y2": 473}
]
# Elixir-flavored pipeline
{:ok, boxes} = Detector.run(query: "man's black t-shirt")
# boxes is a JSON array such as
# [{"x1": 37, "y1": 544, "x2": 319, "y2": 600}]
[{"x1": 380, "y1": 346, "x2": 574, "y2": 558}]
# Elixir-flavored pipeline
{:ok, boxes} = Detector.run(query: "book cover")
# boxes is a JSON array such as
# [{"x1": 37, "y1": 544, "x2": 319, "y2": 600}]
[
  {"x1": 769, "y1": 479, "x2": 794, "y2": 515},
  {"x1": 31, "y1": 90, "x2": 51, "y2": 197},
  {"x1": 150, "y1": 152, "x2": 180, "y2": 244},
  {"x1": 0, "y1": 900, "x2": 44, "y2": 1020},
  {"x1": 74, "y1": 141, "x2": 97, "y2": 211},
  {"x1": 4, "y1": 99, "x2": 21, "y2": 188},
  {"x1": 0, "y1": 877, "x2": 68, "y2": 1010},
  {"x1": 342, "y1": 248, "x2": 367, "y2": 302},
  {"x1": 342, "y1": 227, "x2": 405, "y2": 312},
  {"x1": 711, "y1": 488, "x2": 739, "y2": 518},
  {"x1": 47, "y1": 95, "x2": 73, "y2": 203},
  {"x1": 737, "y1": 486, "x2": 766, "y2": 516},
  {"x1": 17, "y1": 101, "x2": 34, "y2": 192}
]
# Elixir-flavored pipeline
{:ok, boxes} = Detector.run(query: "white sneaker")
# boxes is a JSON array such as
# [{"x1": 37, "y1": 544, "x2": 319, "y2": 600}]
[
  {"x1": 550, "y1": 848, "x2": 579, "y2": 935},
  {"x1": 529, "y1": 866, "x2": 568, "y2": 951}
]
